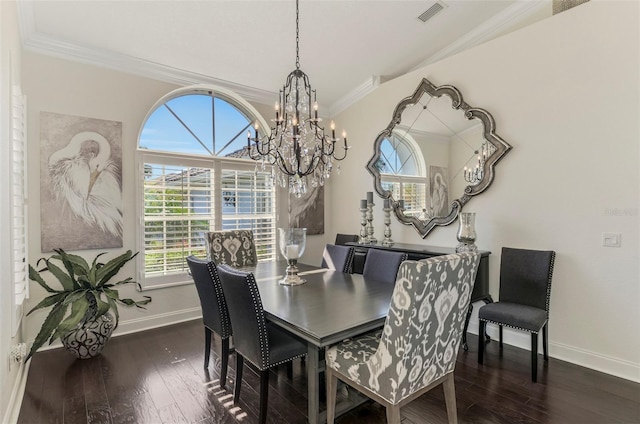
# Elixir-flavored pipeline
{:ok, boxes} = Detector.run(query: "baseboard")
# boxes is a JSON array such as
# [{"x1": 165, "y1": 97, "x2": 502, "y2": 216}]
[
  {"x1": 466, "y1": 315, "x2": 640, "y2": 383},
  {"x1": 38, "y1": 307, "x2": 202, "y2": 353},
  {"x1": 3, "y1": 360, "x2": 31, "y2": 424}
]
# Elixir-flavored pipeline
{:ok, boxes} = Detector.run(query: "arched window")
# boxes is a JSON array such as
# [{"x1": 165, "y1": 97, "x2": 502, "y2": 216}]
[
  {"x1": 137, "y1": 87, "x2": 275, "y2": 288},
  {"x1": 377, "y1": 131, "x2": 427, "y2": 217}
]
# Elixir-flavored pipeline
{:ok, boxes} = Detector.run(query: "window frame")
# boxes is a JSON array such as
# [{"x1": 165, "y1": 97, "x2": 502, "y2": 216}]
[{"x1": 136, "y1": 86, "x2": 276, "y2": 290}]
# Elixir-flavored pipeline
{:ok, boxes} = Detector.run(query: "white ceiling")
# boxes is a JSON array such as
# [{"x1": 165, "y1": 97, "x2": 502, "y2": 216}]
[{"x1": 17, "y1": 0, "x2": 551, "y2": 114}]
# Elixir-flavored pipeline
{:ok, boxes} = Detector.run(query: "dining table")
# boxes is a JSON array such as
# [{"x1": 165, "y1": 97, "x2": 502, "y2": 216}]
[{"x1": 248, "y1": 260, "x2": 395, "y2": 424}]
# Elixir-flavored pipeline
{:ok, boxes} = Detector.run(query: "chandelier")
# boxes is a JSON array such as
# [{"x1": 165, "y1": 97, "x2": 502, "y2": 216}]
[
  {"x1": 464, "y1": 140, "x2": 494, "y2": 184},
  {"x1": 247, "y1": 0, "x2": 348, "y2": 197}
]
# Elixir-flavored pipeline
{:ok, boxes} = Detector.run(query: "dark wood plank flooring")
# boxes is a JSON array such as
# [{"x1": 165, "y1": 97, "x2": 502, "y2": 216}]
[{"x1": 18, "y1": 319, "x2": 640, "y2": 424}]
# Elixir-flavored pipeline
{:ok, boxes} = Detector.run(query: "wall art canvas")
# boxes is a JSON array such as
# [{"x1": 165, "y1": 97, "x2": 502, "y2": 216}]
[
  {"x1": 290, "y1": 184, "x2": 324, "y2": 235},
  {"x1": 430, "y1": 165, "x2": 449, "y2": 216},
  {"x1": 40, "y1": 112, "x2": 123, "y2": 252}
]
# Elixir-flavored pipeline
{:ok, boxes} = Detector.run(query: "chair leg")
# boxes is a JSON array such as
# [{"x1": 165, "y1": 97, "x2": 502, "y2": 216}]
[
  {"x1": 443, "y1": 374, "x2": 458, "y2": 424},
  {"x1": 204, "y1": 327, "x2": 212, "y2": 368},
  {"x1": 259, "y1": 369, "x2": 270, "y2": 424},
  {"x1": 499, "y1": 325, "x2": 503, "y2": 348},
  {"x1": 234, "y1": 355, "x2": 244, "y2": 403},
  {"x1": 326, "y1": 368, "x2": 338, "y2": 424},
  {"x1": 478, "y1": 320, "x2": 486, "y2": 364},
  {"x1": 531, "y1": 332, "x2": 538, "y2": 383},
  {"x1": 543, "y1": 324, "x2": 549, "y2": 361},
  {"x1": 385, "y1": 404, "x2": 401, "y2": 424},
  {"x1": 286, "y1": 361, "x2": 293, "y2": 379},
  {"x1": 220, "y1": 337, "x2": 230, "y2": 388}
]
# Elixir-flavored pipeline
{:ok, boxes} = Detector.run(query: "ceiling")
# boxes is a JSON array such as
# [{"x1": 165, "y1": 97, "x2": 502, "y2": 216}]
[{"x1": 17, "y1": 1, "x2": 551, "y2": 114}]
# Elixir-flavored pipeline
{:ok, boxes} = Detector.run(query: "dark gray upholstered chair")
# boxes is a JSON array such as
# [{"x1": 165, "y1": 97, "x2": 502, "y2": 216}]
[
  {"x1": 186, "y1": 256, "x2": 232, "y2": 388},
  {"x1": 217, "y1": 265, "x2": 307, "y2": 424},
  {"x1": 326, "y1": 253, "x2": 481, "y2": 424},
  {"x1": 206, "y1": 230, "x2": 258, "y2": 267},
  {"x1": 362, "y1": 249, "x2": 408, "y2": 284},
  {"x1": 321, "y1": 244, "x2": 355, "y2": 273},
  {"x1": 335, "y1": 233, "x2": 359, "y2": 245},
  {"x1": 478, "y1": 247, "x2": 556, "y2": 382}
]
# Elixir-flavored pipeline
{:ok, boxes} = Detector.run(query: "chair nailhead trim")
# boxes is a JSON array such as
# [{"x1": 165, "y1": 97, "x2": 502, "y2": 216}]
[
  {"x1": 246, "y1": 273, "x2": 270, "y2": 369},
  {"x1": 479, "y1": 318, "x2": 547, "y2": 334},
  {"x1": 207, "y1": 262, "x2": 231, "y2": 338}
]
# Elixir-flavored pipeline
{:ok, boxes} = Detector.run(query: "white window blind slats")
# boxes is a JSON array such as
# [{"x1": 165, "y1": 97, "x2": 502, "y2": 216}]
[{"x1": 10, "y1": 85, "x2": 28, "y2": 336}]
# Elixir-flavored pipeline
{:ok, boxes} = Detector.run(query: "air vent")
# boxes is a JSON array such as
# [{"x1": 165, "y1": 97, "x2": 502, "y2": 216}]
[{"x1": 417, "y1": 1, "x2": 446, "y2": 23}]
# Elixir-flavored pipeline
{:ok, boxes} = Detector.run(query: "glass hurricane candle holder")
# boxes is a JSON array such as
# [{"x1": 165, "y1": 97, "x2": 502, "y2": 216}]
[
  {"x1": 455, "y1": 212, "x2": 478, "y2": 252},
  {"x1": 278, "y1": 227, "x2": 307, "y2": 285}
]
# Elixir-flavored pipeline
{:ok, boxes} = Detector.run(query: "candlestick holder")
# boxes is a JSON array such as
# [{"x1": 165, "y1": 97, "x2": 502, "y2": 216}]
[
  {"x1": 366, "y1": 201, "x2": 377, "y2": 245},
  {"x1": 278, "y1": 227, "x2": 307, "y2": 285},
  {"x1": 381, "y1": 204, "x2": 394, "y2": 246},
  {"x1": 359, "y1": 206, "x2": 368, "y2": 244}
]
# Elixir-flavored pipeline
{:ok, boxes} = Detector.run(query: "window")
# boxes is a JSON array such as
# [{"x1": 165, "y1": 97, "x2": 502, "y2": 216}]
[
  {"x1": 377, "y1": 131, "x2": 427, "y2": 217},
  {"x1": 138, "y1": 88, "x2": 275, "y2": 289},
  {"x1": 11, "y1": 85, "x2": 28, "y2": 335}
]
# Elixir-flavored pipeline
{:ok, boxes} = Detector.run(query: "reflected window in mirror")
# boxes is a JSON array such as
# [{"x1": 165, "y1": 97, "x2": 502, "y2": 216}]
[{"x1": 377, "y1": 131, "x2": 426, "y2": 219}]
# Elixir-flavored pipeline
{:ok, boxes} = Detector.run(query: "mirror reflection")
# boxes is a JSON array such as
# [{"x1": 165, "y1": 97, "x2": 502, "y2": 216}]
[{"x1": 367, "y1": 78, "x2": 511, "y2": 238}]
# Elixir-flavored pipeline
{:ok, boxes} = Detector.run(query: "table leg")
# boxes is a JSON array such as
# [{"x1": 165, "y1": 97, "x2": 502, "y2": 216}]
[{"x1": 307, "y1": 343, "x2": 320, "y2": 424}]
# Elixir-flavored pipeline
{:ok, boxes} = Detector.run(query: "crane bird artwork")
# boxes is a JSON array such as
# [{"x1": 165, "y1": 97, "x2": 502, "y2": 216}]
[{"x1": 41, "y1": 112, "x2": 124, "y2": 252}]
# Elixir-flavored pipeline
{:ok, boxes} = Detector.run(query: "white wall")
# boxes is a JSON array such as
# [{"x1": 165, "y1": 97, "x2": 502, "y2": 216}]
[{"x1": 331, "y1": 0, "x2": 639, "y2": 381}]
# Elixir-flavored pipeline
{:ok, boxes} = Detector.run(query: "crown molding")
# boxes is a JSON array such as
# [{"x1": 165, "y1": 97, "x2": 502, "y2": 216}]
[
  {"x1": 411, "y1": 0, "x2": 550, "y2": 70},
  {"x1": 16, "y1": 2, "x2": 276, "y2": 106},
  {"x1": 329, "y1": 75, "x2": 384, "y2": 117}
]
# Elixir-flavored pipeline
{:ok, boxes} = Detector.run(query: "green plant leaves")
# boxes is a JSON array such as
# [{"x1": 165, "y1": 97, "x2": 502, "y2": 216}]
[{"x1": 26, "y1": 249, "x2": 152, "y2": 362}]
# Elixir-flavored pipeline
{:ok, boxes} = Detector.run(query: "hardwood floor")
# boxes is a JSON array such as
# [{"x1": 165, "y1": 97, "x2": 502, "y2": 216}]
[{"x1": 18, "y1": 319, "x2": 640, "y2": 424}]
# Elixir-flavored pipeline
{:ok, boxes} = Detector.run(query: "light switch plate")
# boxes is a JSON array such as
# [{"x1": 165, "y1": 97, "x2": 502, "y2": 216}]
[{"x1": 602, "y1": 232, "x2": 621, "y2": 247}]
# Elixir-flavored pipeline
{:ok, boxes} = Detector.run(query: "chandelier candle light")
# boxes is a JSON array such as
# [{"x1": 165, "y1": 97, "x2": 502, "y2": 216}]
[
  {"x1": 464, "y1": 141, "x2": 495, "y2": 184},
  {"x1": 247, "y1": 0, "x2": 348, "y2": 197}
]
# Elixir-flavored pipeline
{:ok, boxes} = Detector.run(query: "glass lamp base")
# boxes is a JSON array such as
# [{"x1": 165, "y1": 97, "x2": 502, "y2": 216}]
[
  {"x1": 455, "y1": 242, "x2": 478, "y2": 253},
  {"x1": 279, "y1": 262, "x2": 307, "y2": 286}
]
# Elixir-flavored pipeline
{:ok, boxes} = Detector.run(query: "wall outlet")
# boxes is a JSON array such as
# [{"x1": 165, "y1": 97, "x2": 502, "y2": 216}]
[
  {"x1": 602, "y1": 232, "x2": 621, "y2": 247},
  {"x1": 9, "y1": 343, "x2": 27, "y2": 364}
]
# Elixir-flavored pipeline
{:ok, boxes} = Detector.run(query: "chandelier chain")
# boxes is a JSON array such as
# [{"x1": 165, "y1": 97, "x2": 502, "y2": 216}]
[{"x1": 295, "y1": 0, "x2": 300, "y2": 70}]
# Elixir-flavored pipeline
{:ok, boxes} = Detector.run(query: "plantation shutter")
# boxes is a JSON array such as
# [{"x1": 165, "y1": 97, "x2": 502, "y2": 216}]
[{"x1": 11, "y1": 85, "x2": 28, "y2": 335}]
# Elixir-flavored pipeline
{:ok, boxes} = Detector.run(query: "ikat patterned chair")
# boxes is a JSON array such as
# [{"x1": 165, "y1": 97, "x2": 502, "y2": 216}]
[
  {"x1": 206, "y1": 230, "x2": 258, "y2": 268},
  {"x1": 186, "y1": 256, "x2": 233, "y2": 388},
  {"x1": 478, "y1": 247, "x2": 556, "y2": 383},
  {"x1": 321, "y1": 244, "x2": 355, "y2": 273},
  {"x1": 326, "y1": 252, "x2": 481, "y2": 424}
]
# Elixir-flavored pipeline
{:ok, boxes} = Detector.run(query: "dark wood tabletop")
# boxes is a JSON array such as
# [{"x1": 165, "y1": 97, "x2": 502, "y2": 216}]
[{"x1": 251, "y1": 261, "x2": 394, "y2": 347}]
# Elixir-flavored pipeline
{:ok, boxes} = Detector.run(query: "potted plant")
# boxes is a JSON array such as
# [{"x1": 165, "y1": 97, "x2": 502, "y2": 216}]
[{"x1": 26, "y1": 249, "x2": 151, "y2": 361}]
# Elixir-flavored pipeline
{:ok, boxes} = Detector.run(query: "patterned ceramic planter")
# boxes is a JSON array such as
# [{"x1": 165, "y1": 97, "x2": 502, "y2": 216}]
[{"x1": 61, "y1": 313, "x2": 114, "y2": 359}]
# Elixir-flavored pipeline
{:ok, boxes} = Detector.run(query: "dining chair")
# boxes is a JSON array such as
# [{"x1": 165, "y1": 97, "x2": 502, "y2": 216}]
[
  {"x1": 216, "y1": 264, "x2": 307, "y2": 424},
  {"x1": 334, "y1": 233, "x2": 359, "y2": 245},
  {"x1": 206, "y1": 230, "x2": 258, "y2": 268},
  {"x1": 362, "y1": 249, "x2": 407, "y2": 284},
  {"x1": 186, "y1": 256, "x2": 232, "y2": 388},
  {"x1": 478, "y1": 247, "x2": 556, "y2": 382},
  {"x1": 321, "y1": 244, "x2": 355, "y2": 273},
  {"x1": 326, "y1": 252, "x2": 481, "y2": 424}
]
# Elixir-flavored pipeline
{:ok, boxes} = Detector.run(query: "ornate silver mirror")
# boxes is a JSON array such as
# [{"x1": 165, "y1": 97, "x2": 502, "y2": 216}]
[{"x1": 366, "y1": 78, "x2": 512, "y2": 238}]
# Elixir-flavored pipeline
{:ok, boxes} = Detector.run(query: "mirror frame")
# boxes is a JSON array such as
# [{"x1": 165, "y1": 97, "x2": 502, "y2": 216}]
[{"x1": 366, "y1": 78, "x2": 512, "y2": 238}]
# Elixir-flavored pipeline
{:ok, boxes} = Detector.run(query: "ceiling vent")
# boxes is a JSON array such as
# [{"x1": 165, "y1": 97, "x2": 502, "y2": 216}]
[{"x1": 417, "y1": 1, "x2": 446, "y2": 23}]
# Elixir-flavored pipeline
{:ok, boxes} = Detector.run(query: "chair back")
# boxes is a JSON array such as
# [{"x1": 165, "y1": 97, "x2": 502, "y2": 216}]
[
  {"x1": 206, "y1": 230, "x2": 258, "y2": 267},
  {"x1": 335, "y1": 233, "x2": 359, "y2": 245},
  {"x1": 371, "y1": 252, "x2": 480, "y2": 403},
  {"x1": 186, "y1": 256, "x2": 232, "y2": 339},
  {"x1": 217, "y1": 264, "x2": 269, "y2": 369},
  {"x1": 498, "y1": 247, "x2": 556, "y2": 313},
  {"x1": 362, "y1": 249, "x2": 407, "y2": 284},
  {"x1": 321, "y1": 244, "x2": 355, "y2": 273}
]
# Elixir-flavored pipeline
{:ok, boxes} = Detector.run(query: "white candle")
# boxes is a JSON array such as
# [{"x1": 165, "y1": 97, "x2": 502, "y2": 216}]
[
  {"x1": 286, "y1": 244, "x2": 299, "y2": 259},
  {"x1": 366, "y1": 191, "x2": 373, "y2": 204}
]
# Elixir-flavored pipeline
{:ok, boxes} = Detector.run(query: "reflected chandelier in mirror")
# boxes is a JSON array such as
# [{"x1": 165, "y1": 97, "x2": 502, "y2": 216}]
[{"x1": 366, "y1": 78, "x2": 512, "y2": 238}]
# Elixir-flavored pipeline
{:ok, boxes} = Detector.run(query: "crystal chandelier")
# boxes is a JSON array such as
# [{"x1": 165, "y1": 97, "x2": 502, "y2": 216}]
[
  {"x1": 247, "y1": 0, "x2": 348, "y2": 197},
  {"x1": 464, "y1": 140, "x2": 495, "y2": 184}
]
